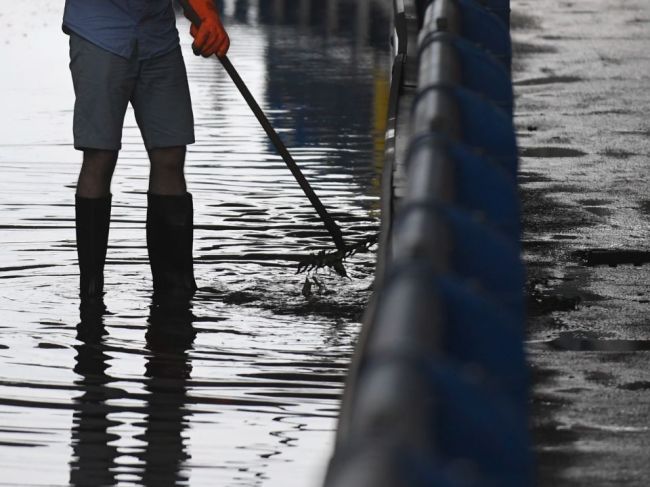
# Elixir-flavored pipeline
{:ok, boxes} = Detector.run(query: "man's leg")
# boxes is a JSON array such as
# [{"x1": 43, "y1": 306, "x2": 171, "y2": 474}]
[
  {"x1": 148, "y1": 146, "x2": 187, "y2": 196},
  {"x1": 77, "y1": 149, "x2": 118, "y2": 198},
  {"x1": 132, "y1": 46, "x2": 197, "y2": 302},
  {"x1": 75, "y1": 150, "x2": 118, "y2": 308},
  {"x1": 68, "y1": 33, "x2": 136, "y2": 308},
  {"x1": 146, "y1": 146, "x2": 197, "y2": 301}
]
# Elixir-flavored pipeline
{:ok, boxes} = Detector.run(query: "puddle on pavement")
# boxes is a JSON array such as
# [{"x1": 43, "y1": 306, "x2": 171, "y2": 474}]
[
  {"x1": 548, "y1": 332, "x2": 650, "y2": 352},
  {"x1": 514, "y1": 75, "x2": 582, "y2": 86},
  {"x1": 519, "y1": 146, "x2": 588, "y2": 158},
  {"x1": 573, "y1": 249, "x2": 650, "y2": 267},
  {"x1": 0, "y1": 1, "x2": 391, "y2": 486}
]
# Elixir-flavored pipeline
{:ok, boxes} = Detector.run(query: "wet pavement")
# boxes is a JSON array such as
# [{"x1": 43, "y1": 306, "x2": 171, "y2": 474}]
[
  {"x1": 0, "y1": 1, "x2": 390, "y2": 485},
  {"x1": 512, "y1": 0, "x2": 650, "y2": 484}
]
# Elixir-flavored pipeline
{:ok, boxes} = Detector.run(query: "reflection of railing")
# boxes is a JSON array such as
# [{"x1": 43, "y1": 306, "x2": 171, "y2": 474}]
[{"x1": 324, "y1": 1, "x2": 533, "y2": 485}]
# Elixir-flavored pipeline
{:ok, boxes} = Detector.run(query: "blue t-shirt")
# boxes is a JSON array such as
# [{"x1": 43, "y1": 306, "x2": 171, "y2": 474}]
[{"x1": 63, "y1": 0, "x2": 180, "y2": 60}]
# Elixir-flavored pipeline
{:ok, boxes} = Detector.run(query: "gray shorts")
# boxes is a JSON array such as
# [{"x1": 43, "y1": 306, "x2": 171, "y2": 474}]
[{"x1": 69, "y1": 34, "x2": 195, "y2": 151}]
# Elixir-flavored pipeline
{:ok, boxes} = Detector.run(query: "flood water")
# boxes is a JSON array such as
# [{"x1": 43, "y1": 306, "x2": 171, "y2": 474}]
[{"x1": 0, "y1": 1, "x2": 391, "y2": 485}]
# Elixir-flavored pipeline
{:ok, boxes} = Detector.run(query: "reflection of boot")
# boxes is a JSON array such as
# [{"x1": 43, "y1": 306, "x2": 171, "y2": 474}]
[
  {"x1": 75, "y1": 195, "x2": 111, "y2": 309},
  {"x1": 147, "y1": 300, "x2": 197, "y2": 355},
  {"x1": 146, "y1": 193, "x2": 198, "y2": 303}
]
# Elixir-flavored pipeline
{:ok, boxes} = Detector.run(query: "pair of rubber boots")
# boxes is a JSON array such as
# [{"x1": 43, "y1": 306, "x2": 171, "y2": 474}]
[{"x1": 75, "y1": 193, "x2": 198, "y2": 310}]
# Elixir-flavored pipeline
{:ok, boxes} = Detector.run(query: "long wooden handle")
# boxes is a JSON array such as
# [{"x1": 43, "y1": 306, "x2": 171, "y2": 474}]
[{"x1": 178, "y1": 0, "x2": 347, "y2": 252}]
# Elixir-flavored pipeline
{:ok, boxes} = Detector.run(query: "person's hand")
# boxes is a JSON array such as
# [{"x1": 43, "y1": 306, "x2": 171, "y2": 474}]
[{"x1": 186, "y1": 0, "x2": 230, "y2": 58}]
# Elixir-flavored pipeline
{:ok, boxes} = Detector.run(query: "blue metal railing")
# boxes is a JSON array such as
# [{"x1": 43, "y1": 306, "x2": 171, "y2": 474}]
[{"x1": 324, "y1": 0, "x2": 532, "y2": 485}]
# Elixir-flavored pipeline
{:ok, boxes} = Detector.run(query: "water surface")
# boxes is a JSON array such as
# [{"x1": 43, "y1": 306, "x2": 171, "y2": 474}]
[{"x1": 0, "y1": 1, "x2": 391, "y2": 485}]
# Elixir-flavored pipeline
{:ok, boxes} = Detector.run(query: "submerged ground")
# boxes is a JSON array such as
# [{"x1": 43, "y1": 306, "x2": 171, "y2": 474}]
[
  {"x1": 0, "y1": 1, "x2": 390, "y2": 485},
  {"x1": 513, "y1": 0, "x2": 650, "y2": 483}
]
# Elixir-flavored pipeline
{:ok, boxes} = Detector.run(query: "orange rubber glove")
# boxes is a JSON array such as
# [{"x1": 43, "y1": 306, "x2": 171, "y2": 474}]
[{"x1": 186, "y1": 0, "x2": 230, "y2": 58}]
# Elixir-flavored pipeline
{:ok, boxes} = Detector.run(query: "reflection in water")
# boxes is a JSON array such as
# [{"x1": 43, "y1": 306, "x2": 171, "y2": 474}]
[
  {"x1": 70, "y1": 302, "x2": 196, "y2": 486},
  {"x1": 137, "y1": 302, "x2": 196, "y2": 486},
  {"x1": 255, "y1": 0, "x2": 389, "y2": 46},
  {"x1": 69, "y1": 309, "x2": 120, "y2": 487}
]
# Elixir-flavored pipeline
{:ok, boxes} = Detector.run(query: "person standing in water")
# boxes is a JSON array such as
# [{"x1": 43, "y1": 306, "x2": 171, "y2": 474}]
[{"x1": 63, "y1": 0, "x2": 229, "y2": 309}]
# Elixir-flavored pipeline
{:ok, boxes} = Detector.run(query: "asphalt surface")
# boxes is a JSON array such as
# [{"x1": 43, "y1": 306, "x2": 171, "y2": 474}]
[{"x1": 512, "y1": 0, "x2": 650, "y2": 484}]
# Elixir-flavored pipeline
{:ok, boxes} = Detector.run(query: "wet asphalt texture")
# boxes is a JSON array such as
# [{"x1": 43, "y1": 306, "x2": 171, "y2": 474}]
[{"x1": 512, "y1": 0, "x2": 650, "y2": 484}]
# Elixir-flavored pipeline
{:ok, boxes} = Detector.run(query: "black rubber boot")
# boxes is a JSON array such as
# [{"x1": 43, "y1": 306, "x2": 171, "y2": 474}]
[
  {"x1": 75, "y1": 195, "x2": 111, "y2": 310},
  {"x1": 146, "y1": 192, "x2": 198, "y2": 303}
]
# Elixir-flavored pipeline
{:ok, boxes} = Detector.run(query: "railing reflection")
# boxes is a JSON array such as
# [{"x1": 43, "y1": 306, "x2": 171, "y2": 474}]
[{"x1": 212, "y1": 0, "x2": 390, "y2": 47}]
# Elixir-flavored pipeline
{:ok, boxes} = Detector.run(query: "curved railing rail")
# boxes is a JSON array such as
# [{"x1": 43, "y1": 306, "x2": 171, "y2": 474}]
[{"x1": 324, "y1": 0, "x2": 532, "y2": 485}]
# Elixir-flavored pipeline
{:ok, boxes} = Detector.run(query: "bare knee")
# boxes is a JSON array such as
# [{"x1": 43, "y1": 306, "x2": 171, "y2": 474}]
[
  {"x1": 149, "y1": 146, "x2": 187, "y2": 195},
  {"x1": 77, "y1": 150, "x2": 118, "y2": 198}
]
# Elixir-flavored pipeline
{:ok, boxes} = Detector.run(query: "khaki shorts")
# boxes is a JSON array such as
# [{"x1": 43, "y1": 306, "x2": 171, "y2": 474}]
[{"x1": 69, "y1": 33, "x2": 195, "y2": 151}]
